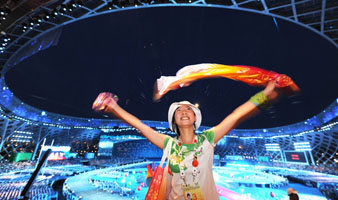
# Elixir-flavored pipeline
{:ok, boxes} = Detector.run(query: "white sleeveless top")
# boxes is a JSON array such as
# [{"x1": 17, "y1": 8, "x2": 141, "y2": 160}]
[{"x1": 163, "y1": 129, "x2": 219, "y2": 200}]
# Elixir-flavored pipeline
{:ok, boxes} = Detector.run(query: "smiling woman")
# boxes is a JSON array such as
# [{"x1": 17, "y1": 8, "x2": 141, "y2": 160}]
[
  {"x1": 169, "y1": 102, "x2": 201, "y2": 136},
  {"x1": 2, "y1": 5, "x2": 338, "y2": 129},
  {"x1": 0, "y1": 2, "x2": 337, "y2": 200},
  {"x1": 91, "y1": 80, "x2": 282, "y2": 199}
]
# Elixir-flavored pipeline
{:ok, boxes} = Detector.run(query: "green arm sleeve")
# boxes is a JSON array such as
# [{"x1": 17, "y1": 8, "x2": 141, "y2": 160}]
[
  {"x1": 203, "y1": 128, "x2": 215, "y2": 145},
  {"x1": 163, "y1": 136, "x2": 172, "y2": 150}
]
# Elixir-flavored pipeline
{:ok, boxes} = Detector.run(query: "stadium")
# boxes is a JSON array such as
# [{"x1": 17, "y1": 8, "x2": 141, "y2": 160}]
[{"x1": 0, "y1": 0, "x2": 337, "y2": 200}]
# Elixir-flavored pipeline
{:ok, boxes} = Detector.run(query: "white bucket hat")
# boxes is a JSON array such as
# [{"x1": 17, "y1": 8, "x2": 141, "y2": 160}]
[{"x1": 168, "y1": 101, "x2": 202, "y2": 133}]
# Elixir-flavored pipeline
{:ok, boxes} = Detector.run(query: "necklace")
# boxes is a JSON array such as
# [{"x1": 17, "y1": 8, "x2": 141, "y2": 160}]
[{"x1": 176, "y1": 135, "x2": 203, "y2": 185}]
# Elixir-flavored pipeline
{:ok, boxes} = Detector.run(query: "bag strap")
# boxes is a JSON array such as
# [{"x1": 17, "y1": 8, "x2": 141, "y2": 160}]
[{"x1": 160, "y1": 138, "x2": 172, "y2": 168}]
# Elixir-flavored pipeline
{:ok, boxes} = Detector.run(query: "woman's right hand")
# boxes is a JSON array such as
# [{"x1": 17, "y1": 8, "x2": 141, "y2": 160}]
[
  {"x1": 92, "y1": 92, "x2": 166, "y2": 149},
  {"x1": 92, "y1": 92, "x2": 119, "y2": 112}
]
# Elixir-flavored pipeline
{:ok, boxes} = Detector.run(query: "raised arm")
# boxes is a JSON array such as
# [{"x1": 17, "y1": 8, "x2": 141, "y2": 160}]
[
  {"x1": 92, "y1": 93, "x2": 167, "y2": 149},
  {"x1": 213, "y1": 80, "x2": 281, "y2": 144}
]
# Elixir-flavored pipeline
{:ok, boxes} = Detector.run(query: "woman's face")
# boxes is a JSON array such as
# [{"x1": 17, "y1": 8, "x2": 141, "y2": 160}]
[{"x1": 174, "y1": 105, "x2": 196, "y2": 128}]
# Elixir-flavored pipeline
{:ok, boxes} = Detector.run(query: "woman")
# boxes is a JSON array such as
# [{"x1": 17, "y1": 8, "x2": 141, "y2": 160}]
[{"x1": 92, "y1": 80, "x2": 281, "y2": 199}]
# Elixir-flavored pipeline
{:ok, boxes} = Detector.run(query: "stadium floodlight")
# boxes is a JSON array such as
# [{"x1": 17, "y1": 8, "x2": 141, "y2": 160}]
[
  {"x1": 14, "y1": 130, "x2": 34, "y2": 135},
  {"x1": 294, "y1": 141, "x2": 312, "y2": 151},
  {"x1": 44, "y1": 12, "x2": 51, "y2": 20},
  {"x1": 265, "y1": 143, "x2": 281, "y2": 151},
  {"x1": 108, "y1": 2, "x2": 114, "y2": 10},
  {"x1": 70, "y1": 0, "x2": 77, "y2": 8},
  {"x1": 78, "y1": 1, "x2": 83, "y2": 7},
  {"x1": 52, "y1": 9, "x2": 59, "y2": 17}
]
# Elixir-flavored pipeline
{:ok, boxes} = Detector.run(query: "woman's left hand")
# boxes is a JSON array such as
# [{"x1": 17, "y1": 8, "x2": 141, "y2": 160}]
[{"x1": 263, "y1": 80, "x2": 282, "y2": 102}]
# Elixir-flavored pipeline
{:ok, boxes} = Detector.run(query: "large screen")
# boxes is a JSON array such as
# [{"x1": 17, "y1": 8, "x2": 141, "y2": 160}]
[
  {"x1": 284, "y1": 151, "x2": 308, "y2": 164},
  {"x1": 98, "y1": 135, "x2": 114, "y2": 157},
  {"x1": 257, "y1": 156, "x2": 269, "y2": 162},
  {"x1": 85, "y1": 153, "x2": 95, "y2": 159},
  {"x1": 41, "y1": 146, "x2": 71, "y2": 161},
  {"x1": 10, "y1": 153, "x2": 32, "y2": 162}
]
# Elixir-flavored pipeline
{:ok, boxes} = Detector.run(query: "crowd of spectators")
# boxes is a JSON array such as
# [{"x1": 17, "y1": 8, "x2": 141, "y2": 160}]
[
  {"x1": 0, "y1": 159, "x2": 35, "y2": 174},
  {"x1": 113, "y1": 140, "x2": 162, "y2": 159},
  {"x1": 0, "y1": 149, "x2": 336, "y2": 200},
  {"x1": 259, "y1": 161, "x2": 338, "y2": 176},
  {"x1": 0, "y1": 179, "x2": 57, "y2": 200},
  {"x1": 318, "y1": 183, "x2": 338, "y2": 200}
]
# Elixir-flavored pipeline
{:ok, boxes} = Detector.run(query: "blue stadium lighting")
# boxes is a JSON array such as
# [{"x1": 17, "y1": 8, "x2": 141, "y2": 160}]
[
  {"x1": 12, "y1": 135, "x2": 32, "y2": 139},
  {"x1": 100, "y1": 127, "x2": 137, "y2": 133},
  {"x1": 14, "y1": 131, "x2": 34, "y2": 135},
  {"x1": 44, "y1": 14, "x2": 50, "y2": 20},
  {"x1": 225, "y1": 135, "x2": 239, "y2": 138},
  {"x1": 68, "y1": 5, "x2": 73, "y2": 12},
  {"x1": 41, "y1": 145, "x2": 71, "y2": 152},
  {"x1": 265, "y1": 143, "x2": 281, "y2": 151},
  {"x1": 241, "y1": 136, "x2": 264, "y2": 139},
  {"x1": 71, "y1": 1, "x2": 77, "y2": 8},
  {"x1": 61, "y1": 5, "x2": 67, "y2": 12},
  {"x1": 293, "y1": 130, "x2": 314, "y2": 137},
  {"x1": 41, "y1": 111, "x2": 46, "y2": 116},
  {"x1": 156, "y1": 126, "x2": 166, "y2": 129},
  {"x1": 218, "y1": 138, "x2": 226, "y2": 145},
  {"x1": 98, "y1": 141, "x2": 114, "y2": 148},
  {"x1": 52, "y1": 9, "x2": 58, "y2": 16},
  {"x1": 11, "y1": 139, "x2": 30, "y2": 142},
  {"x1": 74, "y1": 126, "x2": 94, "y2": 129},
  {"x1": 271, "y1": 134, "x2": 290, "y2": 139},
  {"x1": 108, "y1": 2, "x2": 114, "y2": 10},
  {"x1": 294, "y1": 142, "x2": 312, "y2": 151},
  {"x1": 0, "y1": 74, "x2": 337, "y2": 134}
]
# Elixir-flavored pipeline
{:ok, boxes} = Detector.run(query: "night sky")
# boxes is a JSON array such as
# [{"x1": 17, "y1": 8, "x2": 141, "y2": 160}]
[{"x1": 5, "y1": 6, "x2": 338, "y2": 129}]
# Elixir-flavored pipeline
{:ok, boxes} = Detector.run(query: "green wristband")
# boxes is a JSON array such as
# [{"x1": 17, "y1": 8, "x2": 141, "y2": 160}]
[{"x1": 249, "y1": 91, "x2": 270, "y2": 110}]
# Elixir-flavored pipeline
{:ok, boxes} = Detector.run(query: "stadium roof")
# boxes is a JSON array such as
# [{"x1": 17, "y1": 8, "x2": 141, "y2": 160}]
[{"x1": 0, "y1": 0, "x2": 337, "y2": 131}]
